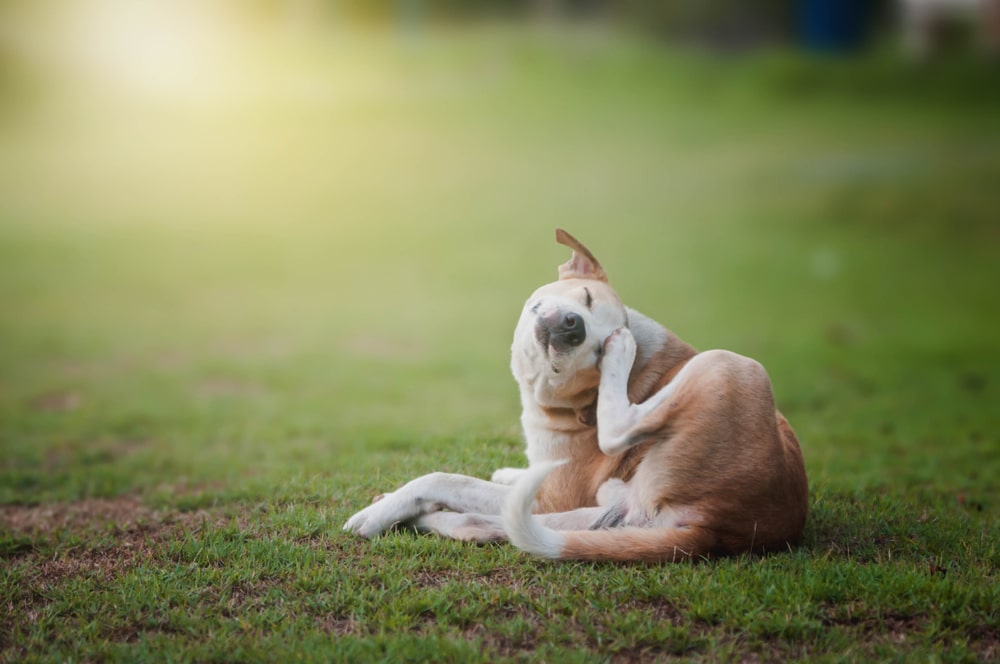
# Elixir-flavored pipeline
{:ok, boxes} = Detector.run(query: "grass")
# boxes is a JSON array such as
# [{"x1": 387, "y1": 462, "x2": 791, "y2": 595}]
[{"x1": 2, "y1": 22, "x2": 999, "y2": 662}]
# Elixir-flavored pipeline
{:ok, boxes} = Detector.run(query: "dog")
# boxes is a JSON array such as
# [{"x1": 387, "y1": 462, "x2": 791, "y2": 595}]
[{"x1": 344, "y1": 229, "x2": 809, "y2": 562}]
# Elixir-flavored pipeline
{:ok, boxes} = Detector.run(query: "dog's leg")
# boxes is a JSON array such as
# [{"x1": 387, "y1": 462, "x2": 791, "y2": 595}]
[
  {"x1": 597, "y1": 326, "x2": 661, "y2": 456},
  {"x1": 597, "y1": 327, "x2": 690, "y2": 456},
  {"x1": 414, "y1": 506, "x2": 607, "y2": 542},
  {"x1": 541, "y1": 507, "x2": 609, "y2": 530},
  {"x1": 343, "y1": 473, "x2": 509, "y2": 538},
  {"x1": 412, "y1": 512, "x2": 507, "y2": 542},
  {"x1": 599, "y1": 335, "x2": 766, "y2": 457},
  {"x1": 490, "y1": 468, "x2": 527, "y2": 485}
]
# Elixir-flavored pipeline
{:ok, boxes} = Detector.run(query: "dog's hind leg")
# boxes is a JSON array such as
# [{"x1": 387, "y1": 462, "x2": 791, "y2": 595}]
[
  {"x1": 596, "y1": 326, "x2": 645, "y2": 457},
  {"x1": 490, "y1": 467, "x2": 528, "y2": 485},
  {"x1": 541, "y1": 507, "x2": 609, "y2": 531},
  {"x1": 413, "y1": 512, "x2": 507, "y2": 542},
  {"x1": 344, "y1": 473, "x2": 510, "y2": 538},
  {"x1": 598, "y1": 329, "x2": 767, "y2": 457},
  {"x1": 413, "y1": 506, "x2": 608, "y2": 543}
]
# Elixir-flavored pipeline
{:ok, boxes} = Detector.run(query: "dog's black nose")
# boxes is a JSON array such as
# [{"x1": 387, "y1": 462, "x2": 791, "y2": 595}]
[{"x1": 553, "y1": 312, "x2": 585, "y2": 347}]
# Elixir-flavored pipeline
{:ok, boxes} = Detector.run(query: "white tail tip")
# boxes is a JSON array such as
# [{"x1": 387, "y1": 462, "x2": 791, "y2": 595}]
[{"x1": 502, "y1": 460, "x2": 567, "y2": 558}]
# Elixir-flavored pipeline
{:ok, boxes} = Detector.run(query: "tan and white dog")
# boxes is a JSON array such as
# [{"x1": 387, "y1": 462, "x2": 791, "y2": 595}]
[{"x1": 344, "y1": 229, "x2": 809, "y2": 562}]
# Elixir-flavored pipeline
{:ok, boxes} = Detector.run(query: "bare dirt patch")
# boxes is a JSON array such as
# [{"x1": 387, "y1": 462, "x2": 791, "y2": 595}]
[
  {"x1": 1, "y1": 497, "x2": 223, "y2": 585},
  {"x1": 1, "y1": 496, "x2": 230, "y2": 655},
  {"x1": 969, "y1": 625, "x2": 1000, "y2": 661},
  {"x1": 316, "y1": 615, "x2": 363, "y2": 637},
  {"x1": 1, "y1": 496, "x2": 170, "y2": 538},
  {"x1": 27, "y1": 391, "x2": 83, "y2": 412}
]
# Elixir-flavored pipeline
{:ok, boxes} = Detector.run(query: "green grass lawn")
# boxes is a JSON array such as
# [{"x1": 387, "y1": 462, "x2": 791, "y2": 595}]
[{"x1": 1, "y1": 23, "x2": 999, "y2": 662}]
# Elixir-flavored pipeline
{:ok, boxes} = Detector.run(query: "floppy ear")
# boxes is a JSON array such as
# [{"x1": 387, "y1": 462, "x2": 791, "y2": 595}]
[{"x1": 555, "y1": 228, "x2": 608, "y2": 282}]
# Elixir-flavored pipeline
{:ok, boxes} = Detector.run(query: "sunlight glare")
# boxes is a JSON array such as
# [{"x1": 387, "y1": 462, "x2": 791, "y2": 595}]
[{"x1": 71, "y1": 0, "x2": 238, "y2": 101}]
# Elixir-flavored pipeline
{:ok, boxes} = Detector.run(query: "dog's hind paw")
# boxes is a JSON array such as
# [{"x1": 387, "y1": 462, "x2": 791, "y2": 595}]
[{"x1": 603, "y1": 327, "x2": 636, "y2": 367}]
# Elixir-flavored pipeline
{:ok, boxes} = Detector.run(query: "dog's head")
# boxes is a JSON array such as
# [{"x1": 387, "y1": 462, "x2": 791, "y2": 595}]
[{"x1": 511, "y1": 229, "x2": 627, "y2": 416}]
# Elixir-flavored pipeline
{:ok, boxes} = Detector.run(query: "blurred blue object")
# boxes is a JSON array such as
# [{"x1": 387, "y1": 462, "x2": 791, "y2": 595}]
[{"x1": 800, "y1": 0, "x2": 867, "y2": 52}]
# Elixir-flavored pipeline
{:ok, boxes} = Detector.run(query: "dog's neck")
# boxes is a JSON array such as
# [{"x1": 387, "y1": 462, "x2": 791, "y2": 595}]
[{"x1": 519, "y1": 398, "x2": 597, "y2": 464}]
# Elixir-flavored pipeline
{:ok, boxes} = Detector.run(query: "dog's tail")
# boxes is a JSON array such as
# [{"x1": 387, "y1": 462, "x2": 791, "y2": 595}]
[{"x1": 502, "y1": 461, "x2": 714, "y2": 562}]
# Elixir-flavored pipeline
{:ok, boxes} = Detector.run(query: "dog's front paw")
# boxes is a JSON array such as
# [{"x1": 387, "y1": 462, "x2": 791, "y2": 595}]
[
  {"x1": 602, "y1": 327, "x2": 637, "y2": 374},
  {"x1": 343, "y1": 492, "x2": 414, "y2": 538}
]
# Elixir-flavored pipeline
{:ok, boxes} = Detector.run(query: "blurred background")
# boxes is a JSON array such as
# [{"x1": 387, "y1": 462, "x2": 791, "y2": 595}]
[{"x1": 1, "y1": 0, "x2": 997, "y2": 499}]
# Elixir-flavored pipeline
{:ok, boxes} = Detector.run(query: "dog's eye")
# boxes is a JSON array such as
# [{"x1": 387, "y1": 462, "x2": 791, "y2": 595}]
[{"x1": 583, "y1": 288, "x2": 593, "y2": 309}]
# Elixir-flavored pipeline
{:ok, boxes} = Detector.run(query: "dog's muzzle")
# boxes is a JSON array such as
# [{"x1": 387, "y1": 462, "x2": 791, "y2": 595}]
[{"x1": 535, "y1": 311, "x2": 586, "y2": 353}]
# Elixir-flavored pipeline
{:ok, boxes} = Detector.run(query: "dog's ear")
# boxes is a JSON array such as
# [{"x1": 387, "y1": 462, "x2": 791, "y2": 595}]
[
  {"x1": 555, "y1": 228, "x2": 607, "y2": 282},
  {"x1": 575, "y1": 400, "x2": 597, "y2": 428}
]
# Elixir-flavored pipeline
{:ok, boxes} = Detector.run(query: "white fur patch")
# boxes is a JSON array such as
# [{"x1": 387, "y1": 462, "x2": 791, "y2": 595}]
[{"x1": 501, "y1": 460, "x2": 567, "y2": 558}]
